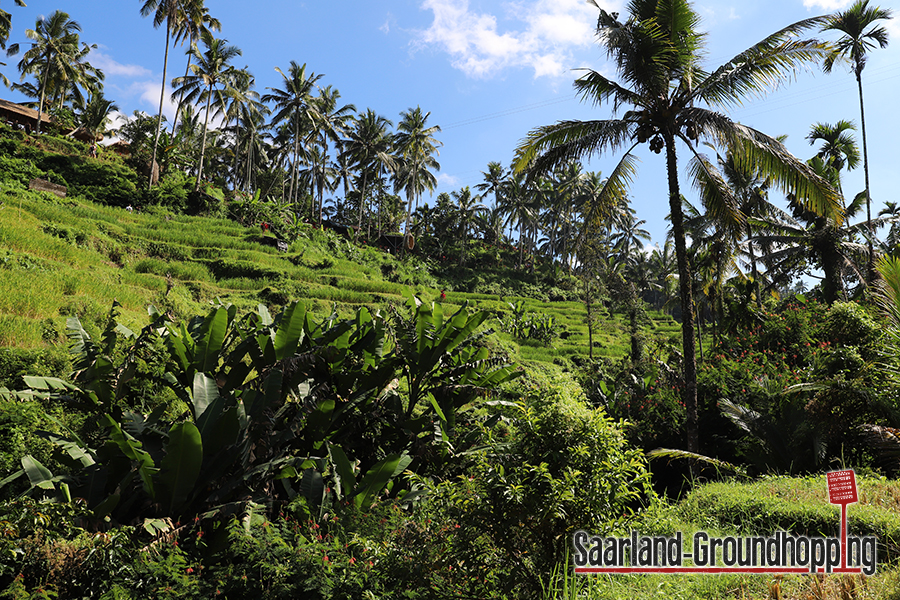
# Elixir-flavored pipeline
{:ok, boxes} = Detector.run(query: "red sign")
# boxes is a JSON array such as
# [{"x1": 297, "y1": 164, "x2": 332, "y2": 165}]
[{"x1": 827, "y1": 469, "x2": 858, "y2": 505}]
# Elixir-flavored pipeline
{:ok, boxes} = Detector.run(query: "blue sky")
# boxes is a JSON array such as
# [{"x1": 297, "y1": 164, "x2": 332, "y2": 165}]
[{"x1": 2, "y1": 0, "x2": 899, "y2": 246}]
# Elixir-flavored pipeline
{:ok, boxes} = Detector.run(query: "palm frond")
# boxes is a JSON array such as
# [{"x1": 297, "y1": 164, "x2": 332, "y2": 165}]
[
  {"x1": 698, "y1": 17, "x2": 830, "y2": 108},
  {"x1": 712, "y1": 118, "x2": 842, "y2": 223},
  {"x1": 513, "y1": 119, "x2": 633, "y2": 176},
  {"x1": 685, "y1": 142, "x2": 745, "y2": 235}
]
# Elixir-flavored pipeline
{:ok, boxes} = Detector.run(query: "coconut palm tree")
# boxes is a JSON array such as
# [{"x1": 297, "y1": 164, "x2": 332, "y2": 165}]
[
  {"x1": 70, "y1": 91, "x2": 119, "y2": 142},
  {"x1": 309, "y1": 85, "x2": 355, "y2": 224},
  {"x1": 17, "y1": 11, "x2": 99, "y2": 133},
  {"x1": 394, "y1": 107, "x2": 441, "y2": 251},
  {"x1": 452, "y1": 186, "x2": 487, "y2": 265},
  {"x1": 262, "y1": 61, "x2": 321, "y2": 206},
  {"x1": 822, "y1": 0, "x2": 892, "y2": 280},
  {"x1": 476, "y1": 161, "x2": 509, "y2": 211},
  {"x1": 141, "y1": 0, "x2": 188, "y2": 187},
  {"x1": 171, "y1": 0, "x2": 220, "y2": 135},
  {"x1": 341, "y1": 109, "x2": 395, "y2": 230},
  {"x1": 170, "y1": 30, "x2": 241, "y2": 190},
  {"x1": 513, "y1": 0, "x2": 839, "y2": 452},
  {"x1": 0, "y1": 0, "x2": 26, "y2": 87}
]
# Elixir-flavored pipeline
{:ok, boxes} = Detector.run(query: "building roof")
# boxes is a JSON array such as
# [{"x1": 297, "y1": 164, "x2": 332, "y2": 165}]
[{"x1": 0, "y1": 98, "x2": 51, "y2": 125}]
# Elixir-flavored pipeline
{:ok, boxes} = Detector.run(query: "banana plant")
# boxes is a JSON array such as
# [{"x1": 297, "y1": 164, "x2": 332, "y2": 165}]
[{"x1": 5, "y1": 297, "x2": 518, "y2": 524}]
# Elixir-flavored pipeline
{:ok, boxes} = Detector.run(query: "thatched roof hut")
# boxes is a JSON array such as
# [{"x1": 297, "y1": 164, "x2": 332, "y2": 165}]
[{"x1": 0, "y1": 98, "x2": 51, "y2": 131}]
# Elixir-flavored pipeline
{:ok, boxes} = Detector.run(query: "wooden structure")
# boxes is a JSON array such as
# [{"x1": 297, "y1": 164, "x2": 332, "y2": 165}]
[{"x1": 0, "y1": 98, "x2": 51, "y2": 132}]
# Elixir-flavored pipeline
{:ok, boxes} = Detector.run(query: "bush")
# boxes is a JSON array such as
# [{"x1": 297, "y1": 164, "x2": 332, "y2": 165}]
[
  {"x1": 149, "y1": 171, "x2": 193, "y2": 212},
  {"x1": 391, "y1": 370, "x2": 655, "y2": 598}
]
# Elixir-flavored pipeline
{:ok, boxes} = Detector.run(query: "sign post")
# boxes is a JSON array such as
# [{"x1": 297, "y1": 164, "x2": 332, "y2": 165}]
[{"x1": 826, "y1": 469, "x2": 858, "y2": 570}]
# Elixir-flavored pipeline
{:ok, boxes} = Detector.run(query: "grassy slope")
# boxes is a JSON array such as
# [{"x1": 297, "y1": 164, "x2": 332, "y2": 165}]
[{"x1": 0, "y1": 181, "x2": 678, "y2": 366}]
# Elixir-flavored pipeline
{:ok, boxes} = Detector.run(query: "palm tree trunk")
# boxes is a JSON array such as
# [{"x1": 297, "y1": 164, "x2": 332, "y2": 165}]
[
  {"x1": 665, "y1": 133, "x2": 699, "y2": 453},
  {"x1": 150, "y1": 24, "x2": 171, "y2": 190},
  {"x1": 749, "y1": 242, "x2": 762, "y2": 308},
  {"x1": 194, "y1": 84, "x2": 212, "y2": 191},
  {"x1": 36, "y1": 59, "x2": 49, "y2": 134},
  {"x1": 357, "y1": 169, "x2": 369, "y2": 230},
  {"x1": 289, "y1": 114, "x2": 298, "y2": 207},
  {"x1": 518, "y1": 216, "x2": 525, "y2": 269},
  {"x1": 172, "y1": 51, "x2": 193, "y2": 136},
  {"x1": 857, "y1": 70, "x2": 875, "y2": 284}
]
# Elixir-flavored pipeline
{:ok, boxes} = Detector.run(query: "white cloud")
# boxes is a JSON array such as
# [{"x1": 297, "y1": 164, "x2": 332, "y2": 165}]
[
  {"x1": 802, "y1": 0, "x2": 852, "y2": 11},
  {"x1": 437, "y1": 173, "x2": 460, "y2": 186},
  {"x1": 138, "y1": 81, "x2": 178, "y2": 121},
  {"x1": 412, "y1": 0, "x2": 611, "y2": 79},
  {"x1": 381, "y1": 12, "x2": 395, "y2": 34},
  {"x1": 89, "y1": 52, "x2": 153, "y2": 79}
]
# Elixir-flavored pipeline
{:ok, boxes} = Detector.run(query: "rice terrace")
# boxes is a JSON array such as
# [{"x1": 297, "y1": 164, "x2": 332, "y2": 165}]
[{"x1": 1, "y1": 0, "x2": 900, "y2": 597}]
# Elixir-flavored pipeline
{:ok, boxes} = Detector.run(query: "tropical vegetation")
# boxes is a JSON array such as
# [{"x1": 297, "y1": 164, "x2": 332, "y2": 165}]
[{"x1": 0, "y1": 0, "x2": 898, "y2": 598}]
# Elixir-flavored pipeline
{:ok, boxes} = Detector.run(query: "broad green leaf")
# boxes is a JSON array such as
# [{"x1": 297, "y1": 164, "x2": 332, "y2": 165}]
[
  {"x1": 354, "y1": 453, "x2": 410, "y2": 510},
  {"x1": 191, "y1": 372, "x2": 220, "y2": 421},
  {"x1": 194, "y1": 307, "x2": 229, "y2": 373},
  {"x1": 274, "y1": 301, "x2": 306, "y2": 360},
  {"x1": 22, "y1": 455, "x2": 55, "y2": 490},
  {"x1": 158, "y1": 422, "x2": 203, "y2": 515},
  {"x1": 329, "y1": 444, "x2": 356, "y2": 493},
  {"x1": 300, "y1": 468, "x2": 325, "y2": 508}
]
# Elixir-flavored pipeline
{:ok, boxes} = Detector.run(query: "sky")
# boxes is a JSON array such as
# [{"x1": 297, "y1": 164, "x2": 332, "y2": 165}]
[{"x1": 2, "y1": 0, "x2": 899, "y2": 247}]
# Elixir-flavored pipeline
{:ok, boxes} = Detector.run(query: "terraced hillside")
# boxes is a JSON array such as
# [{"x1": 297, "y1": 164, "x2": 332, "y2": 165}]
[{"x1": 0, "y1": 181, "x2": 680, "y2": 369}]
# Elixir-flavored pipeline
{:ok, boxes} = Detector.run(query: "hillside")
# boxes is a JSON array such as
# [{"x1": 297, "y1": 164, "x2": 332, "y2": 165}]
[{"x1": 0, "y1": 127, "x2": 679, "y2": 370}]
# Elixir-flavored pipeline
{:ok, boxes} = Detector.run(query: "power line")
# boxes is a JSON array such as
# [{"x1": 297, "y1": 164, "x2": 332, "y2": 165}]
[{"x1": 443, "y1": 94, "x2": 579, "y2": 129}]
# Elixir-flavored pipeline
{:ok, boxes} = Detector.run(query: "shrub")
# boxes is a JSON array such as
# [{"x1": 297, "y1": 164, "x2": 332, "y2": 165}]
[{"x1": 392, "y1": 370, "x2": 655, "y2": 598}]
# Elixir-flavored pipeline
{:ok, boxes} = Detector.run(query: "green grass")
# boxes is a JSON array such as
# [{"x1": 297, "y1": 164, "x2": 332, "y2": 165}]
[{"x1": 0, "y1": 185, "x2": 675, "y2": 364}]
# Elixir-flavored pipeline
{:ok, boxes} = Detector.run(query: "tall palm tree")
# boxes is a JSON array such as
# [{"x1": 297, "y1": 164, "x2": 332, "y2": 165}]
[
  {"x1": 499, "y1": 171, "x2": 539, "y2": 268},
  {"x1": 476, "y1": 161, "x2": 508, "y2": 211},
  {"x1": 171, "y1": 30, "x2": 241, "y2": 190},
  {"x1": 394, "y1": 107, "x2": 441, "y2": 250},
  {"x1": 452, "y1": 186, "x2": 487, "y2": 265},
  {"x1": 171, "y1": 0, "x2": 220, "y2": 135},
  {"x1": 309, "y1": 85, "x2": 355, "y2": 224},
  {"x1": 262, "y1": 61, "x2": 322, "y2": 206},
  {"x1": 141, "y1": 0, "x2": 188, "y2": 187},
  {"x1": 0, "y1": 0, "x2": 26, "y2": 87},
  {"x1": 17, "y1": 11, "x2": 100, "y2": 134},
  {"x1": 342, "y1": 109, "x2": 395, "y2": 230},
  {"x1": 514, "y1": 0, "x2": 838, "y2": 452},
  {"x1": 822, "y1": 0, "x2": 892, "y2": 281}
]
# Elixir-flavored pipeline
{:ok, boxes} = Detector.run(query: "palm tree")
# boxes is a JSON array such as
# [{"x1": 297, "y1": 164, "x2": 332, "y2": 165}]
[
  {"x1": 262, "y1": 61, "x2": 322, "y2": 206},
  {"x1": 17, "y1": 11, "x2": 98, "y2": 133},
  {"x1": 141, "y1": 0, "x2": 189, "y2": 187},
  {"x1": 342, "y1": 109, "x2": 395, "y2": 230},
  {"x1": 807, "y1": 120, "x2": 860, "y2": 204},
  {"x1": 309, "y1": 85, "x2": 355, "y2": 224},
  {"x1": 499, "y1": 171, "x2": 539, "y2": 268},
  {"x1": 476, "y1": 161, "x2": 509, "y2": 211},
  {"x1": 394, "y1": 107, "x2": 441, "y2": 251},
  {"x1": 513, "y1": 0, "x2": 838, "y2": 452},
  {"x1": 452, "y1": 186, "x2": 487, "y2": 265},
  {"x1": 70, "y1": 91, "x2": 119, "y2": 141},
  {"x1": 171, "y1": 0, "x2": 220, "y2": 135},
  {"x1": 14, "y1": 37, "x2": 103, "y2": 114},
  {"x1": 822, "y1": 0, "x2": 893, "y2": 280},
  {"x1": 171, "y1": 30, "x2": 241, "y2": 190},
  {"x1": 0, "y1": 0, "x2": 26, "y2": 87}
]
